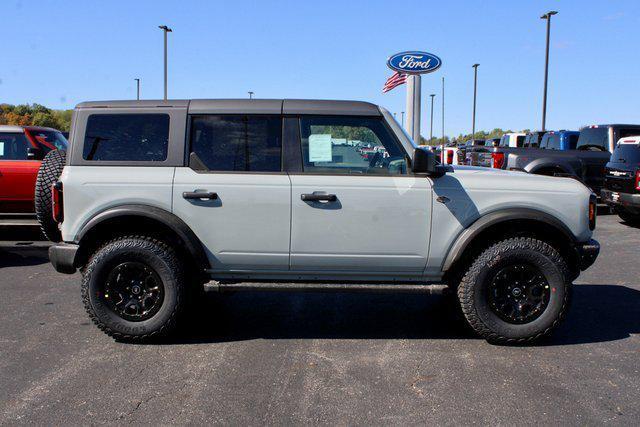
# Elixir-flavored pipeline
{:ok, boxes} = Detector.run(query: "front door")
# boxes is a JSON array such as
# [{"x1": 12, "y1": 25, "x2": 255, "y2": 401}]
[
  {"x1": 289, "y1": 115, "x2": 432, "y2": 274},
  {"x1": 172, "y1": 114, "x2": 291, "y2": 272}
]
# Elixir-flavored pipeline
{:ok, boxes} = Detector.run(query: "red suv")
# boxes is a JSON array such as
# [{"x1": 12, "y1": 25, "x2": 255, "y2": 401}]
[{"x1": 0, "y1": 125, "x2": 68, "y2": 213}]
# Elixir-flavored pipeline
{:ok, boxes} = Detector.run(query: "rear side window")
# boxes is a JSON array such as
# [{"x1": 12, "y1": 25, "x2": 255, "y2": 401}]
[
  {"x1": 189, "y1": 115, "x2": 282, "y2": 172},
  {"x1": 548, "y1": 135, "x2": 560, "y2": 150},
  {"x1": 0, "y1": 133, "x2": 30, "y2": 160},
  {"x1": 83, "y1": 114, "x2": 169, "y2": 161},
  {"x1": 567, "y1": 134, "x2": 579, "y2": 149},
  {"x1": 540, "y1": 134, "x2": 550, "y2": 149}
]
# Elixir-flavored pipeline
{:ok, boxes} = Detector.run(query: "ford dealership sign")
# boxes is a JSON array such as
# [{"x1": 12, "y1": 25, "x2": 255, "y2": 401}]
[{"x1": 387, "y1": 51, "x2": 442, "y2": 74}]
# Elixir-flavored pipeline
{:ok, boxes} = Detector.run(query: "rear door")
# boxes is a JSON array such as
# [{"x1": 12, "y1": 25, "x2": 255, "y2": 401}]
[
  {"x1": 172, "y1": 113, "x2": 291, "y2": 271},
  {"x1": 288, "y1": 115, "x2": 432, "y2": 275},
  {"x1": 0, "y1": 131, "x2": 40, "y2": 212}
]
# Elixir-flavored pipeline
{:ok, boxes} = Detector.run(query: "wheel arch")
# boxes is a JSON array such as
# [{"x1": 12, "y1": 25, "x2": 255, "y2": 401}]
[
  {"x1": 442, "y1": 208, "x2": 580, "y2": 281},
  {"x1": 527, "y1": 160, "x2": 575, "y2": 176},
  {"x1": 73, "y1": 204, "x2": 210, "y2": 278}
]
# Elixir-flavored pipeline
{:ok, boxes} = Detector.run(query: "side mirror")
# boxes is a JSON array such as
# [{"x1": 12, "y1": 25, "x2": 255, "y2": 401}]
[
  {"x1": 27, "y1": 147, "x2": 44, "y2": 160},
  {"x1": 412, "y1": 148, "x2": 447, "y2": 177}
]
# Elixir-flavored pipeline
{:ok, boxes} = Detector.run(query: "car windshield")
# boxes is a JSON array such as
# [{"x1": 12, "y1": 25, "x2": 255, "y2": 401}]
[
  {"x1": 611, "y1": 143, "x2": 640, "y2": 164},
  {"x1": 27, "y1": 130, "x2": 68, "y2": 153},
  {"x1": 577, "y1": 128, "x2": 608, "y2": 151}
]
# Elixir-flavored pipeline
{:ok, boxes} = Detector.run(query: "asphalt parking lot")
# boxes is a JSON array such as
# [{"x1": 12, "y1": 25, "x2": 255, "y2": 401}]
[{"x1": 1, "y1": 213, "x2": 639, "y2": 425}]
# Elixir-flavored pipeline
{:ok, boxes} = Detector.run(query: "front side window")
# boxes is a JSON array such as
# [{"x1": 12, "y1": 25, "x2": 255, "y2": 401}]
[
  {"x1": 516, "y1": 135, "x2": 526, "y2": 147},
  {"x1": 0, "y1": 133, "x2": 30, "y2": 160},
  {"x1": 27, "y1": 130, "x2": 68, "y2": 154},
  {"x1": 548, "y1": 135, "x2": 560, "y2": 150},
  {"x1": 83, "y1": 114, "x2": 169, "y2": 161},
  {"x1": 299, "y1": 116, "x2": 407, "y2": 175},
  {"x1": 190, "y1": 115, "x2": 282, "y2": 172}
]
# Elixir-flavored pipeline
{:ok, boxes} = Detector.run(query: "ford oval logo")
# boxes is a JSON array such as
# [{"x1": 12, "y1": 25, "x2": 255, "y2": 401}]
[{"x1": 387, "y1": 51, "x2": 442, "y2": 74}]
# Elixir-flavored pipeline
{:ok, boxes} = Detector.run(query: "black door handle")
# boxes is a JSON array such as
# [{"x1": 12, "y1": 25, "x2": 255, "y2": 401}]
[
  {"x1": 183, "y1": 191, "x2": 218, "y2": 200},
  {"x1": 301, "y1": 192, "x2": 337, "y2": 202}
]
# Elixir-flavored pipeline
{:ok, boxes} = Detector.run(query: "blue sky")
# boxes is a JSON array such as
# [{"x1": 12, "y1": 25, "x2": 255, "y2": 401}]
[{"x1": 1, "y1": 0, "x2": 638, "y2": 137}]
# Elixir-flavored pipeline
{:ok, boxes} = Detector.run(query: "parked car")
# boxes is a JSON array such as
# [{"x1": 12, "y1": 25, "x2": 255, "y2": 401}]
[
  {"x1": 42, "y1": 99, "x2": 599, "y2": 344},
  {"x1": 468, "y1": 124, "x2": 640, "y2": 194},
  {"x1": 0, "y1": 125, "x2": 68, "y2": 213},
  {"x1": 539, "y1": 130, "x2": 580, "y2": 150},
  {"x1": 523, "y1": 131, "x2": 546, "y2": 148},
  {"x1": 441, "y1": 146, "x2": 460, "y2": 165},
  {"x1": 601, "y1": 137, "x2": 640, "y2": 224}
]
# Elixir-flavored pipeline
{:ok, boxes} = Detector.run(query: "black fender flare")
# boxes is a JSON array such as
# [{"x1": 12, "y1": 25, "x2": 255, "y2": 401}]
[
  {"x1": 75, "y1": 204, "x2": 210, "y2": 270},
  {"x1": 441, "y1": 208, "x2": 577, "y2": 272},
  {"x1": 526, "y1": 159, "x2": 577, "y2": 176}
]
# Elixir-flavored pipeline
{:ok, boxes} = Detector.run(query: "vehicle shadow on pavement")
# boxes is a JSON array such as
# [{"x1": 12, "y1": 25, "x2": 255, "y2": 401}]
[
  {"x1": 169, "y1": 292, "x2": 474, "y2": 343},
  {"x1": 159, "y1": 284, "x2": 639, "y2": 346},
  {"x1": 547, "y1": 284, "x2": 640, "y2": 346},
  {"x1": 0, "y1": 246, "x2": 50, "y2": 268}
]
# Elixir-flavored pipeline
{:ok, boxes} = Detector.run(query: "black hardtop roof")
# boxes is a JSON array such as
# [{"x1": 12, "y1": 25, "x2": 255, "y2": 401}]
[{"x1": 75, "y1": 99, "x2": 382, "y2": 116}]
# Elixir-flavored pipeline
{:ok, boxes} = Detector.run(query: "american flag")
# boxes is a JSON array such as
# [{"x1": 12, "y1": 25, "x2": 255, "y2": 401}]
[{"x1": 383, "y1": 71, "x2": 407, "y2": 93}]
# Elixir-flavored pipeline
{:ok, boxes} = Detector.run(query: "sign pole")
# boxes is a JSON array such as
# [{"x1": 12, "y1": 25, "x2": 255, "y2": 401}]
[{"x1": 406, "y1": 75, "x2": 422, "y2": 143}]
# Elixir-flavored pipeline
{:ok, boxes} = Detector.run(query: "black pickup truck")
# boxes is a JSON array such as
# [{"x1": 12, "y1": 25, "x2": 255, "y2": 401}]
[{"x1": 467, "y1": 124, "x2": 640, "y2": 194}]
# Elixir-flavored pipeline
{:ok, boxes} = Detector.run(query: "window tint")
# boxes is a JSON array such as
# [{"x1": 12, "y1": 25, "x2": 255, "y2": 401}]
[
  {"x1": 83, "y1": 114, "x2": 169, "y2": 161},
  {"x1": 577, "y1": 128, "x2": 608, "y2": 151},
  {"x1": 190, "y1": 115, "x2": 282, "y2": 172},
  {"x1": 300, "y1": 116, "x2": 407, "y2": 175},
  {"x1": 516, "y1": 135, "x2": 525, "y2": 147},
  {"x1": 567, "y1": 134, "x2": 579, "y2": 149},
  {"x1": 612, "y1": 144, "x2": 640, "y2": 163},
  {"x1": 0, "y1": 133, "x2": 30, "y2": 160},
  {"x1": 548, "y1": 135, "x2": 560, "y2": 150},
  {"x1": 540, "y1": 135, "x2": 550, "y2": 149}
]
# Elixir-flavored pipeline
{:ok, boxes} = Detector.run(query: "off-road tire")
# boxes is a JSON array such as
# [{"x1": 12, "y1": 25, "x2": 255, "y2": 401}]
[
  {"x1": 457, "y1": 237, "x2": 571, "y2": 344},
  {"x1": 35, "y1": 149, "x2": 66, "y2": 242},
  {"x1": 81, "y1": 235, "x2": 185, "y2": 342},
  {"x1": 617, "y1": 210, "x2": 640, "y2": 225}
]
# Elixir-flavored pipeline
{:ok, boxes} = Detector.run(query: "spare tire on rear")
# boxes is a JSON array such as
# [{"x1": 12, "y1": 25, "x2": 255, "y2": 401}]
[{"x1": 35, "y1": 149, "x2": 66, "y2": 242}]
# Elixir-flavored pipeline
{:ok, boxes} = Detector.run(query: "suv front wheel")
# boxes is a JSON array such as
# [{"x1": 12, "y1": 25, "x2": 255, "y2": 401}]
[
  {"x1": 457, "y1": 237, "x2": 571, "y2": 344},
  {"x1": 81, "y1": 235, "x2": 185, "y2": 341}
]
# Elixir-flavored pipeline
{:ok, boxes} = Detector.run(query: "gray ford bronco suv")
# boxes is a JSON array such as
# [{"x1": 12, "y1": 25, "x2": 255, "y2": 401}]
[{"x1": 40, "y1": 99, "x2": 600, "y2": 344}]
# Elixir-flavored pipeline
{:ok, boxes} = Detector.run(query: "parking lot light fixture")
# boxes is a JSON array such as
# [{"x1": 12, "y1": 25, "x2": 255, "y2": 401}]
[
  {"x1": 158, "y1": 25, "x2": 172, "y2": 100},
  {"x1": 540, "y1": 11, "x2": 558, "y2": 131},
  {"x1": 429, "y1": 94, "x2": 436, "y2": 142},
  {"x1": 134, "y1": 78, "x2": 140, "y2": 100},
  {"x1": 472, "y1": 64, "x2": 480, "y2": 141}
]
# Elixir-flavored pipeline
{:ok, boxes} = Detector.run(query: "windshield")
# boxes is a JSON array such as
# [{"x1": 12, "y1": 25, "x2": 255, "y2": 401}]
[
  {"x1": 611, "y1": 143, "x2": 640, "y2": 164},
  {"x1": 27, "y1": 129, "x2": 68, "y2": 153},
  {"x1": 577, "y1": 128, "x2": 608, "y2": 151}
]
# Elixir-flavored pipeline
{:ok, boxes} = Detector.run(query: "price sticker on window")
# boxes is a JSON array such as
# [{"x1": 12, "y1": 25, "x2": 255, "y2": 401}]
[{"x1": 308, "y1": 134, "x2": 332, "y2": 162}]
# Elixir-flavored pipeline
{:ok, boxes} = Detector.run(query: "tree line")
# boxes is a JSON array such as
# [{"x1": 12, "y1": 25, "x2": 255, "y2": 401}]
[
  {"x1": 420, "y1": 128, "x2": 530, "y2": 146},
  {"x1": 0, "y1": 104, "x2": 72, "y2": 132}
]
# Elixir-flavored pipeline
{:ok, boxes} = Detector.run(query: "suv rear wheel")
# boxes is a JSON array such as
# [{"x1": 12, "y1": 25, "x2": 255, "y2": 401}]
[
  {"x1": 81, "y1": 235, "x2": 185, "y2": 341},
  {"x1": 457, "y1": 237, "x2": 571, "y2": 344}
]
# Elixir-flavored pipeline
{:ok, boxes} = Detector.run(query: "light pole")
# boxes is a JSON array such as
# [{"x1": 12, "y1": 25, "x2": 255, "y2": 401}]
[
  {"x1": 429, "y1": 94, "x2": 436, "y2": 142},
  {"x1": 441, "y1": 77, "x2": 445, "y2": 154},
  {"x1": 248, "y1": 91, "x2": 254, "y2": 99},
  {"x1": 134, "y1": 78, "x2": 140, "y2": 100},
  {"x1": 472, "y1": 64, "x2": 480, "y2": 141},
  {"x1": 158, "y1": 25, "x2": 172, "y2": 100},
  {"x1": 401, "y1": 111, "x2": 405, "y2": 128},
  {"x1": 540, "y1": 11, "x2": 558, "y2": 132}
]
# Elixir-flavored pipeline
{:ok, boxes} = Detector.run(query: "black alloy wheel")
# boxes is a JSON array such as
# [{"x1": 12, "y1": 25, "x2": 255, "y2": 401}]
[
  {"x1": 487, "y1": 263, "x2": 550, "y2": 324},
  {"x1": 102, "y1": 261, "x2": 165, "y2": 322}
]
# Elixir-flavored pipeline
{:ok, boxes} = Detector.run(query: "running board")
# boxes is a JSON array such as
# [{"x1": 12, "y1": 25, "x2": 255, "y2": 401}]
[{"x1": 203, "y1": 281, "x2": 450, "y2": 294}]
